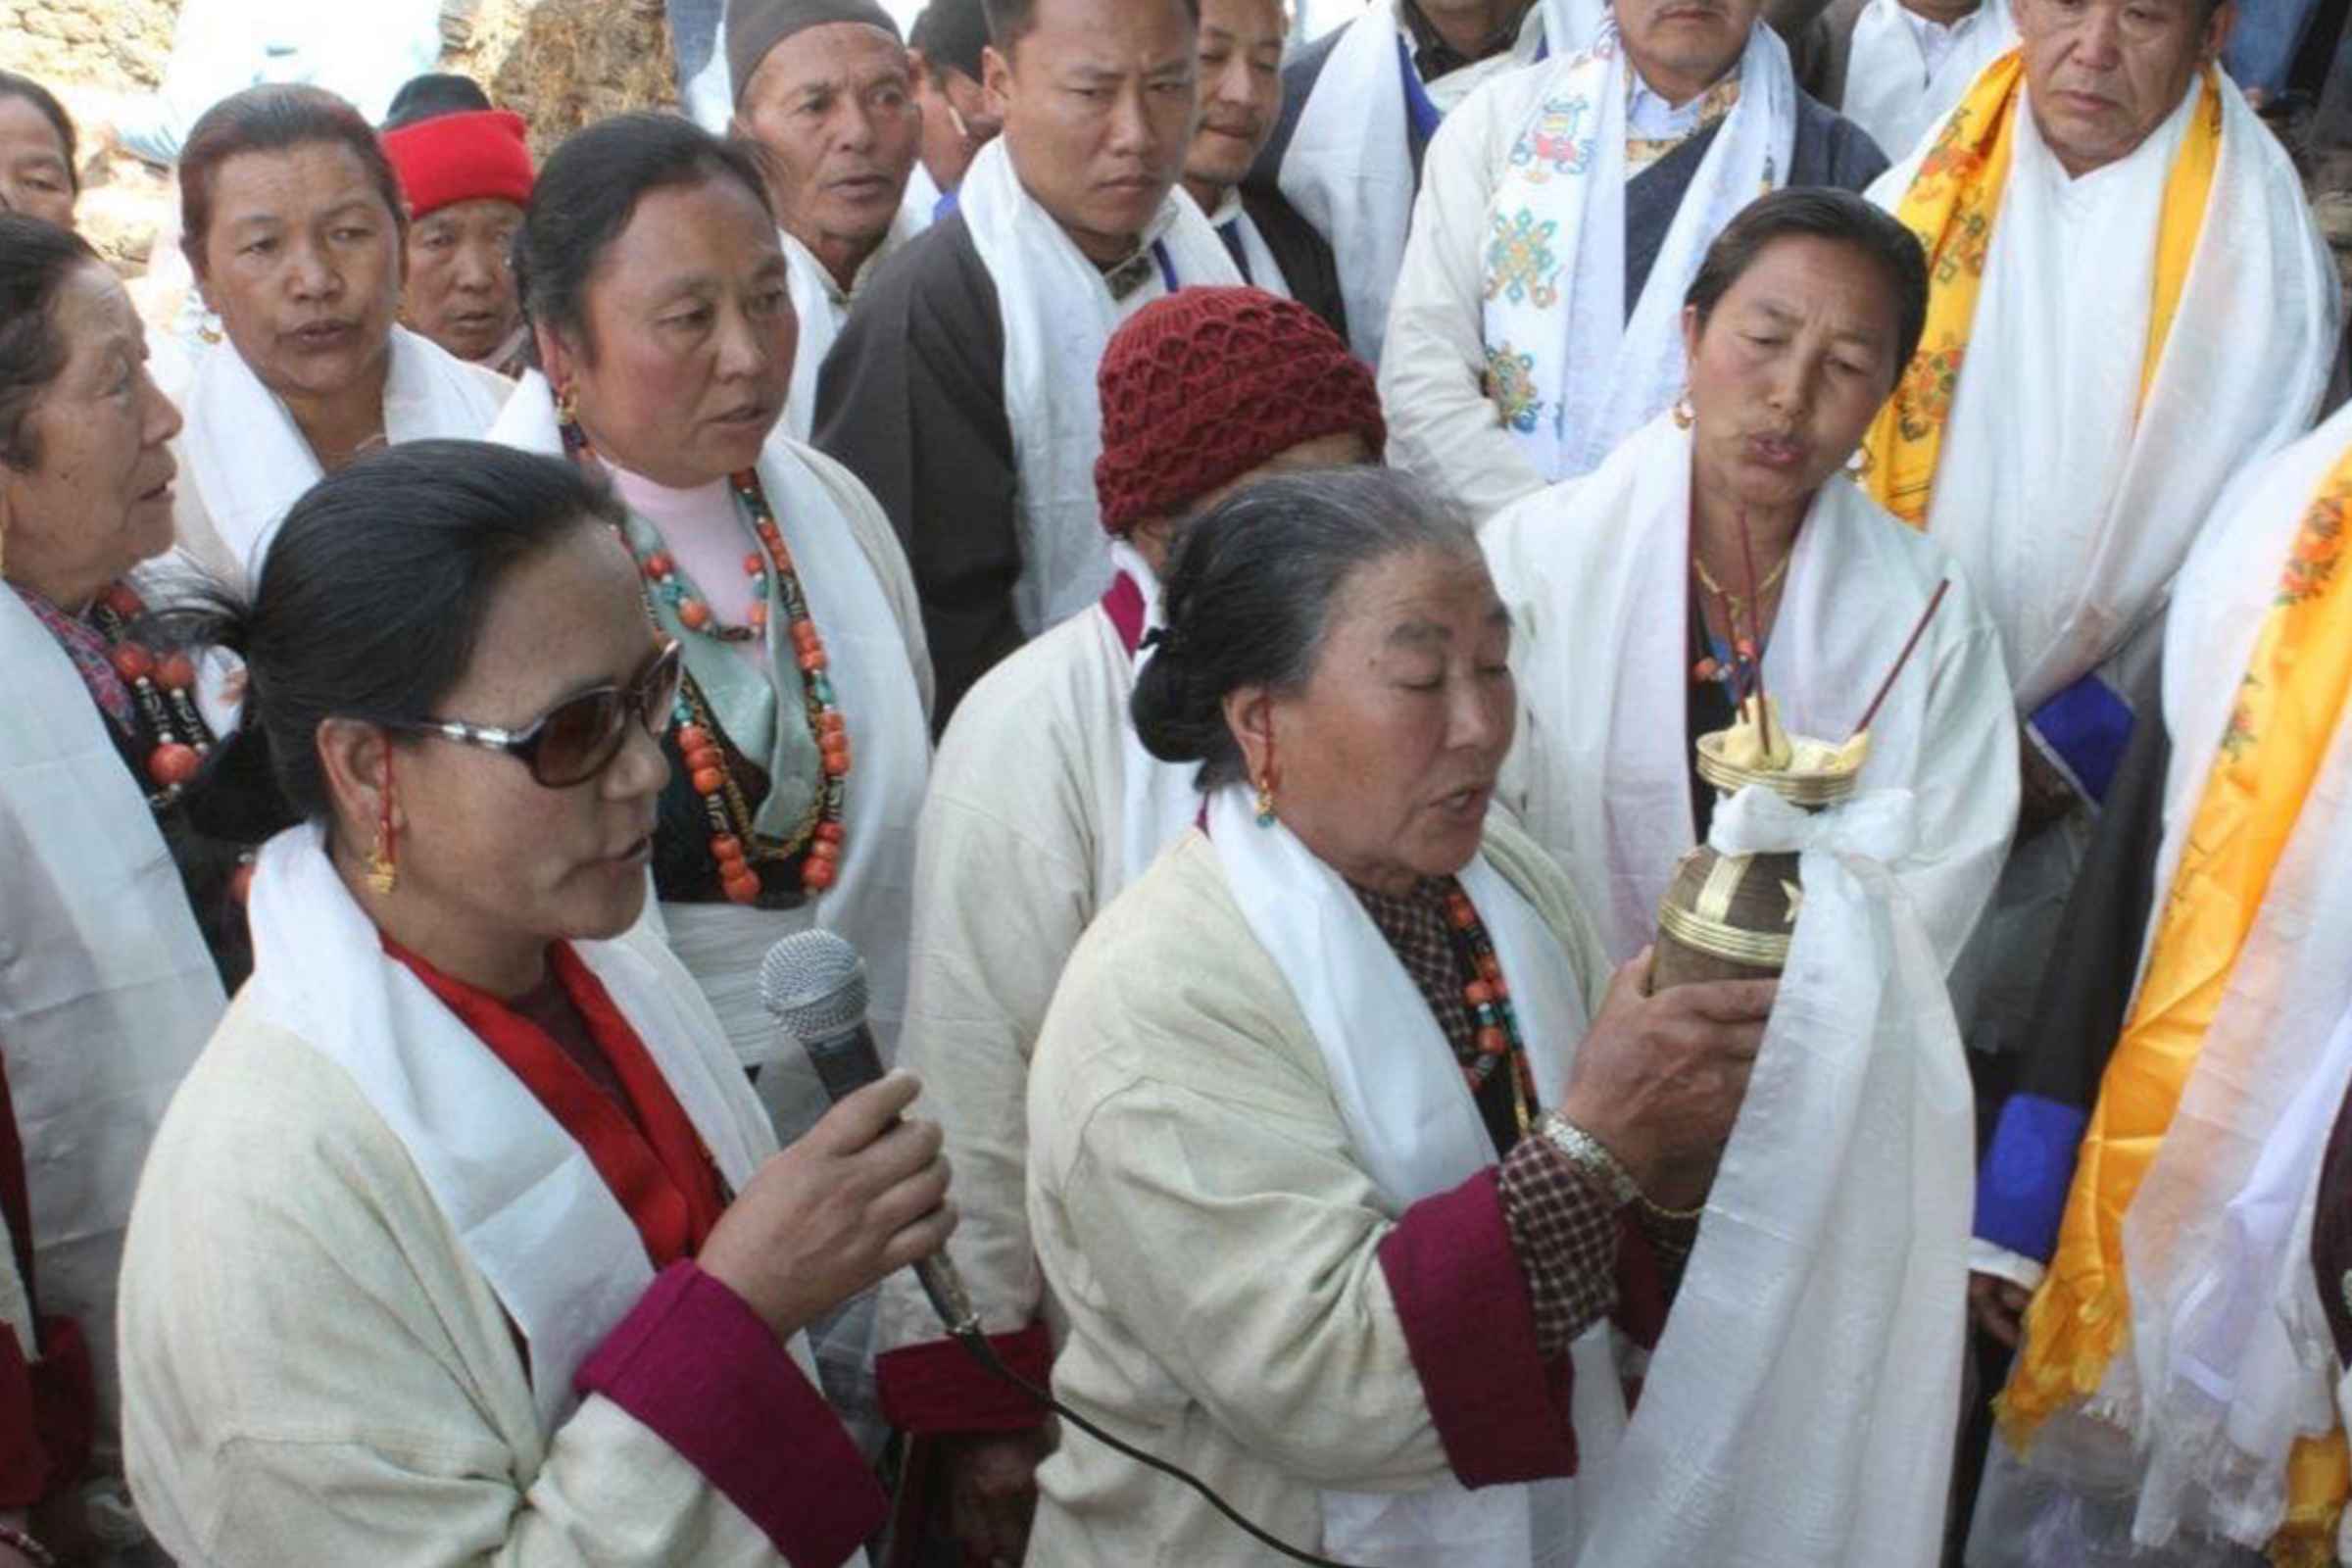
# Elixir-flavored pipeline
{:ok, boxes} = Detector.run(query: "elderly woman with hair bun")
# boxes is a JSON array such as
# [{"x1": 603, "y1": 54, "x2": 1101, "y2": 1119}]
[
  {"x1": 1020, "y1": 466, "x2": 1777, "y2": 1565},
  {"x1": 168, "y1": 84, "x2": 511, "y2": 592},
  {"x1": 0, "y1": 212, "x2": 247, "y2": 1567}
]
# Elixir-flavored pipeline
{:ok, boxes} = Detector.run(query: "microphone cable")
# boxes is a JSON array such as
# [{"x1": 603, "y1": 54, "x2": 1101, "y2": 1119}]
[{"x1": 948, "y1": 1323, "x2": 1369, "y2": 1568}]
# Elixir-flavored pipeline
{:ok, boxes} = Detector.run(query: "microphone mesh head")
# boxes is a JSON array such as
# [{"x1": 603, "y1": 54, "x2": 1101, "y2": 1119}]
[{"x1": 759, "y1": 931, "x2": 869, "y2": 1043}]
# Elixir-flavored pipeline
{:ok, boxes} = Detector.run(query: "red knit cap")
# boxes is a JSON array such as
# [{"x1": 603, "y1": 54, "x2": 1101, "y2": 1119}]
[
  {"x1": 381, "y1": 110, "x2": 534, "y2": 221},
  {"x1": 1094, "y1": 287, "x2": 1385, "y2": 536}
]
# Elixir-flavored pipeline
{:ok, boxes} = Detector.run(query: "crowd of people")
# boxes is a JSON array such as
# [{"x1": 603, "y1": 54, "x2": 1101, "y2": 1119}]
[{"x1": 0, "y1": 0, "x2": 2349, "y2": 1560}]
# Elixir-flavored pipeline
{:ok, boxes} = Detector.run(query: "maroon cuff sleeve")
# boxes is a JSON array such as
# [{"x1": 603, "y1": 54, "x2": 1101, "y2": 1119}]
[
  {"x1": 0, "y1": 1316, "x2": 94, "y2": 1509},
  {"x1": 0, "y1": 1324, "x2": 44, "y2": 1508},
  {"x1": 875, "y1": 1321, "x2": 1053, "y2": 1436},
  {"x1": 577, "y1": 1262, "x2": 886, "y2": 1567},
  {"x1": 1612, "y1": 1217, "x2": 1670, "y2": 1349},
  {"x1": 1378, "y1": 1167, "x2": 1579, "y2": 1488}
]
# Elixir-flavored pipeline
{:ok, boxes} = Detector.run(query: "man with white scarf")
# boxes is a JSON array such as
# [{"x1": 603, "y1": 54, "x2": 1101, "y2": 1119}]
[
  {"x1": 1962, "y1": 406, "x2": 2352, "y2": 1568},
  {"x1": 812, "y1": 0, "x2": 1244, "y2": 726},
  {"x1": 1245, "y1": 0, "x2": 1593, "y2": 368},
  {"x1": 1854, "y1": 0, "x2": 2339, "y2": 1104},
  {"x1": 1775, "y1": 0, "x2": 2019, "y2": 160},
  {"x1": 1379, "y1": 0, "x2": 1889, "y2": 521},
  {"x1": 727, "y1": 0, "x2": 925, "y2": 440}
]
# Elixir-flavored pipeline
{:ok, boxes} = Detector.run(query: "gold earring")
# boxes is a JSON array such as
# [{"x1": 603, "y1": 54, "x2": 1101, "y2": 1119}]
[
  {"x1": 1846, "y1": 444, "x2": 1874, "y2": 480},
  {"x1": 556, "y1": 380, "x2": 580, "y2": 426},
  {"x1": 367, "y1": 760, "x2": 399, "y2": 894},
  {"x1": 365, "y1": 824, "x2": 398, "y2": 894},
  {"x1": 1253, "y1": 771, "x2": 1277, "y2": 828},
  {"x1": 1671, "y1": 391, "x2": 1695, "y2": 430}
]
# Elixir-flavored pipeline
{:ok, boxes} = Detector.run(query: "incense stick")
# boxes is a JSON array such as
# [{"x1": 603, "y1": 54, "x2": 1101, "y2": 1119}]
[
  {"x1": 1849, "y1": 579, "x2": 1951, "y2": 741},
  {"x1": 1713, "y1": 586, "x2": 1753, "y2": 703},
  {"x1": 1735, "y1": 511, "x2": 1772, "y2": 753}
]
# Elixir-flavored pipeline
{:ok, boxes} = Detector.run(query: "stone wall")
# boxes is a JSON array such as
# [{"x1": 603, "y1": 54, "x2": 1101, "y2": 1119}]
[
  {"x1": 0, "y1": 0, "x2": 178, "y2": 91},
  {"x1": 0, "y1": 0, "x2": 657, "y2": 289}
]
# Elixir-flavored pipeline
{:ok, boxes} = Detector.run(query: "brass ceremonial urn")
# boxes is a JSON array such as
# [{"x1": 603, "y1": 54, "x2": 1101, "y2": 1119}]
[{"x1": 1650, "y1": 699, "x2": 1868, "y2": 991}]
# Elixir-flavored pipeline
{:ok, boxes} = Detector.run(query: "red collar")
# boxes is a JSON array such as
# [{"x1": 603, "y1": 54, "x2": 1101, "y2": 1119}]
[{"x1": 384, "y1": 938, "x2": 728, "y2": 1269}]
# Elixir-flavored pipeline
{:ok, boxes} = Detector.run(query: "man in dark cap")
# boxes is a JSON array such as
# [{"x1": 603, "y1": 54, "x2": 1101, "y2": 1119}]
[
  {"x1": 813, "y1": 0, "x2": 1246, "y2": 727},
  {"x1": 380, "y1": 73, "x2": 494, "y2": 133},
  {"x1": 728, "y1": 0, "x2": 926, "y2": 438},
  {"x1": 905, "y1": 0, "x2": 999, "y2": 228}
]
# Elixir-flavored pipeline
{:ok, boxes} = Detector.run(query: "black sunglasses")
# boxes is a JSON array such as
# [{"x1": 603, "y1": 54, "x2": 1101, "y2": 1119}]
[{"x1": 379, "y1": 641, "x2": 685, "y2": 788}]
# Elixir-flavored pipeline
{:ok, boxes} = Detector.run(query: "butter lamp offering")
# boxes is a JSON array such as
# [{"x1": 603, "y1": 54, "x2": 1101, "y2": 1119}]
[
  {"x1": 1652, "y1": 697, "x2": 1866, "y2": 990},
  {"x1": 1651, "y1": 577, "x2": 1950, "y2": 991}
]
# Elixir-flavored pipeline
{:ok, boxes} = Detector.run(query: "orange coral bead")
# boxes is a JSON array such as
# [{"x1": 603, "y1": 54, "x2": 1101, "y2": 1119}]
[
  {"x1": 1488, "y1": 977, "x2": 1509, "y2": 1002},
  {"x1": 1477, "y1": 1026, "x2": 1508, "y2": 1056},
  {"x1": 685, "y1": 746, "x2": 722, "y2": 774},
  {"x1": 643, "y1": 551, "x2": 674, "y2": 579},
  {"x1": 677, "y1": 724, "x2": 710, "y2": 753},
  {"x1": 692, "y1": 766, "x2": 725, "y2": 795},
  {"x1": 807, "y1": 836, "x2": 839, "y2": 860},
  {"x1": 748, "y1": 602, "x2": 768, "y2": 628},
  {"x1": 710, "y1": 834, "x2": 742, "y2": 861},
  {"x1": 110, "y1": 643, "x2": 154, "y2": 682},
  {"x1": 1464, "y1": 980, "x2": 1493, "y2": 1007},
  {"x1": 798, "y1": 650, "x2": 827, "y2": 673},
  {"x1": 821, "y1": 749, "x2": 850, "y2": 778},
  {"x1": 813, "y1": 820, "x2": 845, "y2": 844},
  {"x1": 148, "y1": 742, "x2": 201, "y2": 787},
  {"x1": 678, "y1": 599, "x2": 711, "y2": 631},
  {"x1": 802, "y1": 858, "x2": 838, "y2": 891},
  {"x1": 722, "y1": 870, "x2": 762, "y2": 904},
  {"x1": 103, "y1": 583, "x2": 144, "y2": 617}
]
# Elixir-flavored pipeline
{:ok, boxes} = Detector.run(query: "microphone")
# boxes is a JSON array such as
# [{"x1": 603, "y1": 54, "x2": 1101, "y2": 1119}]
[{"x1": 758, "y1": 931, "x2": 981, "y2": 1339}]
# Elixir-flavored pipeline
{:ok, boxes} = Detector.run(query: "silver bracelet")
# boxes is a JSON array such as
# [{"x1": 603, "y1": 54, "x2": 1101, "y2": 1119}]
[{"x1": 1539, "y1": 1112, "x2": 1703, "y2": 1225}]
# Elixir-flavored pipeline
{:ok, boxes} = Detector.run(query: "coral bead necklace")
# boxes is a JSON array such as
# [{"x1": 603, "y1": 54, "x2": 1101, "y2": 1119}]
[
  {"x1": 1442, "y1": 881, "x2": 1539, "y2": 1140},
  {"x1": 89, "y1": 582, "x2": 214, "y2": 808},
  {"x1": 631, "y1": 468, "x2": 850, "y2": 904}
]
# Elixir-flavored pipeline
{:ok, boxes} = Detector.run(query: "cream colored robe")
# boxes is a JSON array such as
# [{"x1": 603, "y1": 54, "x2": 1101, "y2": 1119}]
[
  {"x1": 874, "y1": 602, "x2": 1139, "y2": 1356},
  {"x1": 1023, "y1": 823, "x2": 1612, "y2": 1565},
  {"x1": 117, "y1": 992, "x2": 787, "y2": 1566}
]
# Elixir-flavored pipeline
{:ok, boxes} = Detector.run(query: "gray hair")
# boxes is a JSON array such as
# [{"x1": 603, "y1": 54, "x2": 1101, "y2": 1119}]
[{"x1": 1130, "y1": 467, "x2": 1479, "y2": 790}]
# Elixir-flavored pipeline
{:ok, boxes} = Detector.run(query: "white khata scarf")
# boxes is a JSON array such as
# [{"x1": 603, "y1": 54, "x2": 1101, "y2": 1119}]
[
  {"x1": 956, "y1": 137, "x2": 1242, "y2": 639},
  {"x1": 245, "y1": 823, "x2": 798, "y2": 1437},
  {"x1": 1104, "y1": 540, "x2": 1200, "y2": 893},
  {"x1": 178, "y1": 323, "x2": 508, "y2": 589},
  {"x1": 1208, "y1": 785, "x2": 1612, "y2": 1565},
  {"x1": 1481, "y1": 21, "x2": 1796, "y2": 482}
]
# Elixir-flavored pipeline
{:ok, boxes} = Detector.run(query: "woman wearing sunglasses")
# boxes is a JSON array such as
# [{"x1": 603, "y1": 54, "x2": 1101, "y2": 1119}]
[{"x1": 117, "y1": 440, "x2": 955, "y2": 1567}]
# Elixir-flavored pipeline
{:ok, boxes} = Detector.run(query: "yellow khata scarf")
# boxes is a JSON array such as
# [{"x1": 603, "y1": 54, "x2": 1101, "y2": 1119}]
[
  {"x1": 1997, "y1": 440, "x2": 2352, "y2": 1554},
  {"x1": 1860, "y1": 54, "x2": 2222, "y2": 527}
]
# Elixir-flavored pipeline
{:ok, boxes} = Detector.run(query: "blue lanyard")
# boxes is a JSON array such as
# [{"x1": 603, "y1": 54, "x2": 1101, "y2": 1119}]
[
  {"x1": 1152, "y1": 239, "x2": 1179, "y2": 294},
  {"x1": 1216, "y1": 220, "x2": 1255, "y2": 286},
  {"x1": 1396, "y1": 34, "x2": 1444, "y2": 145},
  {"x1": 1395, "y1": 27, "x2": 1549, "y2": 147}
]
